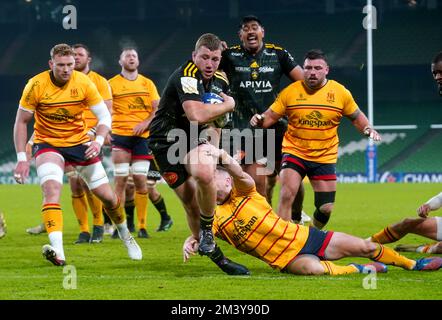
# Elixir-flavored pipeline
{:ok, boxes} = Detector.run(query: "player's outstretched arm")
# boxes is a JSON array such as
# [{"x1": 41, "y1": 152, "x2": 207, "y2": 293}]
[
  {"x1": 250, "y1": 109, "x2": 281, "y2": 129},
  {"x1": 182, "y1": 235, "x2": 250, "y2": 275},
  {"x1": 417, "y1": 192, "x2": 442, "y2": 218},
  {"x1": 88, "y1": 100, "x2": 111, "y2": 159},
  {"x1": 183, "y1": 235, "x2": 199, "y2": 262},
  {"x1": 348, "y1": 109, "x2": 381, "y2": 141},
  {"x1": 13, "y1": 108, "x2": 33, "y2": 184},
  {"x1": 218, "y1": 149, "x2": 255, "y2": 192},
  {"x1": 183, "y1": 92, "x2": 235, "y2": 124}
]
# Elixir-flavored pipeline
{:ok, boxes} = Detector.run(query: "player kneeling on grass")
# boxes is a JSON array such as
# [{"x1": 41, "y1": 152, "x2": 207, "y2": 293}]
[{"x1": 184, "y1": 149, "x2": 442, "y2": 275}]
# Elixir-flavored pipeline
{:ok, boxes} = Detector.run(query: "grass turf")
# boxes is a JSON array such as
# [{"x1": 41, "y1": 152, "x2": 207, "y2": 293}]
[{"x1": 0, "y1": 183, "x2": 441, "y2": 300}]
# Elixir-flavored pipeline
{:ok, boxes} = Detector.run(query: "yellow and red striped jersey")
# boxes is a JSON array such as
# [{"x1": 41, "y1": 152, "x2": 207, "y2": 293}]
[
  {"x1": 83, "y1": 71, "x2": 112, "y2": 129},
  {"x1": 270, "y1": 80, "x2": 358, "y2": 163},
  {"x1": 19, "y1": 70, "x2": 102, "y2": 147},
  {"x1": 109, "y1": 74, "x2": 160, "y2": 138},
  {"x1": 213, "y1": 186, "x2": 309, "y2": 270}
]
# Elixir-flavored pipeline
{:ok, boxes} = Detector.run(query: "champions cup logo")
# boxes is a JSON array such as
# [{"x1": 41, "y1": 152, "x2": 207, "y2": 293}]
[
  {"x1": 162, "y1": 172, "x2": 178, "y2": 186},
  {"x1": 327, "y1": 92, "x2": 335, "y2": 103},
  {"x1": 299, "y1": 111, "x2": 332, "y2": 128}
]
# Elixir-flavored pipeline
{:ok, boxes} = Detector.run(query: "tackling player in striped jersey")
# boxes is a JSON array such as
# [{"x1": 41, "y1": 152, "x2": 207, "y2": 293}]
[{"x1": 184, "y1": 149, "x2": 442, "y2": 274}]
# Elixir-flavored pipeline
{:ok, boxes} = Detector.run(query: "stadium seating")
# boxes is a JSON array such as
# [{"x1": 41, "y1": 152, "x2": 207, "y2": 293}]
[
  {"x1": 392, "y1": 130, "x2": 442, "y2": 172},
  {"x1": 1, "y1": 6, "x2": 442, "y2": 179}
]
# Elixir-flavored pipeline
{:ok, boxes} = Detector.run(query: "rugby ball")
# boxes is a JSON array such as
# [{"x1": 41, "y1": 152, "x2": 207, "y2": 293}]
[
  {"x1": 202, "y1": 92, "x2": 229, "y2": 128},
  {"x1": 202, "y1": 92, "x2": 224, "y2": 104}
]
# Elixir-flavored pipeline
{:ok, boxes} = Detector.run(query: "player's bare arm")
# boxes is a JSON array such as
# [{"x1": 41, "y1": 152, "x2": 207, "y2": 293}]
[
  {"x1": 250, "y1": 109, "x2": 282, "y2": 128},
  {"x1": 347, "y1": 109, "x2": 381, "y2": 141},
  {"x1": 417, "y1": 192, "x2": 442, "y2": 218},
  {"x1": 13, "y1": 108, "x2": 33, "y2": 183},
  {"x1": 87, "y1": 100, "x2": 111, "y2": 159},
  {"x1": 133, "y1": 99, "x2": 159, "y2": 136},
  {"x1": 288, "y1": 65, "x2": 304, "y2": 81},
  {"x1": 182, "y1": 92, "x2": 235, "y2": 123},
  {"x1": 218, "y1": 148, "x2": 255, "y2": 192}
]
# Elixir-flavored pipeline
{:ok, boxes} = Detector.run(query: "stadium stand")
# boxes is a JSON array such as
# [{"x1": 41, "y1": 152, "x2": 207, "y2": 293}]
[
  {"x1": 392, "y1": 130, "x2": 442, "y2": 172},
  {"x1": 0, "y1": 1, "x2": 441, "y2": 181}
]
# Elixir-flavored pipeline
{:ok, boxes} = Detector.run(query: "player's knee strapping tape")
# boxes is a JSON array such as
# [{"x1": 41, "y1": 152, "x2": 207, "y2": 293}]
[
  {"x1": 313, "y1": 191, "x2": 336, "y2": 224},
  {"x1": 65, "y1": 169, "x2": 78, "y2": 178},
  {"x1": 131, "y1": 160, "x2": 150, "y2": 176},
  {"x1": 37, "y1": 162, "x2": 64, "y2": 185},
  {"x1": 114, "y1": 163, "x2": 130, "y2": 177},
  {"x1": 77, "y1": 162, "x2": 109, "y2": 189}
]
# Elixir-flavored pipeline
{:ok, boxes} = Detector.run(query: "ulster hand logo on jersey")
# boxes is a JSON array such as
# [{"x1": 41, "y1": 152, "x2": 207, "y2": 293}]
[
  {"x1": 327, "y1": 92, "x2": 335, "y2": 103},
  {"x1": 70, "y1": 88, "x2": 79, "y2": 98}
]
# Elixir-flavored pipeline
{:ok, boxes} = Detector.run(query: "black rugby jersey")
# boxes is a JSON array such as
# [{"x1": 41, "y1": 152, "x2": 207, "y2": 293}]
[
  {"x1": 220, "y1": 43, "x2": 298, "y2": 132},
  {"x1": 148, "y1": 60, "x2": 229, "y2": 150}
]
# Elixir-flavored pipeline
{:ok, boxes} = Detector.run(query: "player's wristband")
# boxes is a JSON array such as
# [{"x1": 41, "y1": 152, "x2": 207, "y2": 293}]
[
  {"x1": 95, "y1": 135, "x2": 105, "y2": 146},
  {"x1": 17, "y1": 152, "x2": 27, "y2": 162}
]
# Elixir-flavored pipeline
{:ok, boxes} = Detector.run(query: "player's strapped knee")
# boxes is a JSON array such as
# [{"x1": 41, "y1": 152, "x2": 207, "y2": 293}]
[
  {"x1": 77, "y1": 162, "x2": 109, "y2": 189},
  {"x1": 131, "y1": 161, "x2": 150, "y2": 176},
  {"x1": 147, "y1": 169, "x2": 162, "y2": 181},
  {"x1": 314, "y1": 209, "x2": 330, "y2": 225},
  {"x1": 37, "y1": 162, "x2": 64, "y2": 185},
  {"x1": 313, "y1": 191, "x2": 335, "y2": 224},
  {"x1": 436, "y1": 217, "x2": 442, "y2": 241},
  {"x1": 114, "y1": 163, "x2": 130, "y2": 177}
]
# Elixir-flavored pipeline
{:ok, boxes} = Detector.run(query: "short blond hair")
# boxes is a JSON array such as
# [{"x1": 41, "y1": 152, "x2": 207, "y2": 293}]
[
  {"x1": 194, "y1": 33, "x2": 222, "y2": 51},
  {"x1": 50, "y1": 43, "x2": 74, "y2": 59}
]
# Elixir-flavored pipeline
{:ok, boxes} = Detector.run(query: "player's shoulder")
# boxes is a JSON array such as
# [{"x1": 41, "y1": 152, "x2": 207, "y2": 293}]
[
  {"x1": 223, "y1": 45, "x2": 244, "y2": 59},
  {"x1": 214, "y1": 70, "x2": 229, "y2": 85},
  {"x1": 285, "y1": 79, "x2": 303, "y2": 90},
  {"x1": 29, "y1": 70, "x2": 50, "y2": 83},
  {"x1": 73, "y1": 70, "x2": 94, "y2": 84},
  {"x1": 328, "y1": 79, "x2": 349, "y2": 92},
  {"x1": 264, "y1": 43, "x2": 287, "y2": 52},
  {"x1": 137, "y1": 73, "x2": 156, "y2": 84},
  {"x1": 72, "y1": 70, "x2": 95, "y2": 86},
  {"x1": 108, "y1": 74, "x2": 122, "y2": 84},
  {"x1": 179, "y1": 60, "x2": 199, "y2": 78},
  {"x1": 226, "y1": 44, "x2": 242, "y2": 52},
  {"x1": 88, "y1": 70, "x2": 107, "y2": 82}
]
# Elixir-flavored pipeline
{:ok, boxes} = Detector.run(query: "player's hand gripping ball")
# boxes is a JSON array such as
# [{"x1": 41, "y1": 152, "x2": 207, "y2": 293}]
[{"x1": 202, "y1": 92, "x2": 229, "y2": 128}]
